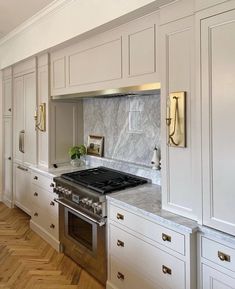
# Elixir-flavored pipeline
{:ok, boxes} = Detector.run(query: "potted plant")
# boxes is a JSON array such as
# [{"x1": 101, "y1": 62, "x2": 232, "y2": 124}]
[{"x1": 69, "y1": 145, "x2": 86, "y2": 167}]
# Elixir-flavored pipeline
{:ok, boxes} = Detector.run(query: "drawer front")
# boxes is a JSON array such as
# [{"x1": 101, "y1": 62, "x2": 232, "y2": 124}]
[
  {"x1": 32, "y1": 209, "x2": 59, "y2": 239},
  {"x1": 31, "y1": 172, "x2": 55, "y2": 193},
  {"x1": 110, "y1": 257, "x2": 163, "y2": 289},
  {"x1": 31, "y1": 185, "x2": 58, "y2": 218},
  {"x1": 109, "y1": 203, "x2": 185, "y2": 255},
  {"x1": 202, "y1": 236, "x2": 235, "y2": 272},
  {"x1": 109, "y1": 224, "x2": 185, "y2": 289}
]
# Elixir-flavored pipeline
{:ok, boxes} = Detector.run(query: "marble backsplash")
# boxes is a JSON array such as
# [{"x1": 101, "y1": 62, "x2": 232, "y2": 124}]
[{"x1": 83, "y1": 93, "x2": 161, "y2": 167}]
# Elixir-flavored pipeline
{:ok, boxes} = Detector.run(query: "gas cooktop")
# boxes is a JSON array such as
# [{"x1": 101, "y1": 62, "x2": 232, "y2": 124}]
[{"x1": 60, "y1": 166, "x2": 148, "y2": 194}]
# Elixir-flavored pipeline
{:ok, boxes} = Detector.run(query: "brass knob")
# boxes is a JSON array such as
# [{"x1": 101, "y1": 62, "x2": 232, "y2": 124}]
[
  {"x1": 117, "y1": 213, "x2": 124, "y2": 220},
  {"x1": 34, "y1": 212, "x2": 38, "y2": 217},
  {"x1": 50, "y1": 224, "x2": 55, "y2": 229},
  {"x1": 50, "y1": 183, "x2": 55, "y2": 187},
  {"x1": 162, "y1": 233, "x2": 171, "y2": 242},
  {"x1": 8, "y1": 108, "x2": 11, "y2": 112},
  {"x1": 117, "y1": 240, "x2": 124, "y2": 247},
  {"x1": 50, "y1": 201, "x2": 55, "y2": 206},
  {"x1": 162, "y1": 265, "x2": 172, "y2": 275},
  {"x1": 34, "y1": 192, "x2": 38, "y2": 197},
  {"x1": 34, "y1": 176, "x2": 38, "y2": 180},
  {"x1": 117, "y1": 272, "x2": 124, "y2": 280},
  {"x1": 8, "y1": 157, "x2": 11, "y2": 160}
]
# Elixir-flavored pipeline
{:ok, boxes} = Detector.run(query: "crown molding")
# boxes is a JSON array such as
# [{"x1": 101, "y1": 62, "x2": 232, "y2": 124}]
[{"x1": 0, "y1": 0, "x2": 73, "y2": 46}]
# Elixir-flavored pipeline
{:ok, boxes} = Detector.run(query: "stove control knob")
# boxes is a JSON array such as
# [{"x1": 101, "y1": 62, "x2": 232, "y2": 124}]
[
  {"x1": 86, "y1": 199, "x2": 93, "y2": 206},
  {"x1": 66, "y1": 190, "x2": 72, "y2": 196},
  {"x1": 81, "y1": 197, "x2": 88, "y2": 204}
]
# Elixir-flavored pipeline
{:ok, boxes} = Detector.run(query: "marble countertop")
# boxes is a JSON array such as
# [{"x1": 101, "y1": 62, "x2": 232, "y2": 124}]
[{"x1": 107, "y1": 183, "x2": 199, "y2": 234}]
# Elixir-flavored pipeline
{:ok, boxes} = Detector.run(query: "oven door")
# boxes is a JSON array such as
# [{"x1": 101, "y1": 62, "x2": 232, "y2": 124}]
[{"x1": 56, "y1": 198, "x2": 107, "y2": 285}]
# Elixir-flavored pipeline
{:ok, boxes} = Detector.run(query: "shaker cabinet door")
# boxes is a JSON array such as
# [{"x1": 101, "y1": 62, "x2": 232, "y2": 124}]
[
  {"x1": 201, "y1": 9, "x2": 235, "y2": 235},
  {"x1": 3, "y1": 78, "x2": 12, "y2": 116}
]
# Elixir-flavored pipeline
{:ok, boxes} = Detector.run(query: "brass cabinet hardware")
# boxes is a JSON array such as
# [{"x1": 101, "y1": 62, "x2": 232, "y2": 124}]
[
  {"x1": 50, "y1": 201, "x2": 55, "y2": 206},
  {"x1": 218, "y1": 251, "x2": 231, "y2": 262},
  {"x1": 50, "y1": 224, "x2": 55, "y2": 229},
  {"x1": 17, "y1": 165, "x2": 28, "y2": 172},
  {"x1": 34, "y1": 176, "x2": 38, "y2": 180},
  {"x1": 19, "y1": 130, "x2": 25, "y2": 153},
  {"x1": 117, "y1": 272, "x2": 125, "y2": 280},
  {"x1": 116, "y1": 213, "x2": 124, "y2": 220},
  {"x1": 8, "y1": 157, "x2": 11, "y2": 160},
  {"x1": 34, "y1": 192, "x2": 38, "y2": 197},
  {"x1": 117, "y1": 240, "x2": 125, "y2": 247},
  {"x1": 50, "y1": 183, "x2": 55, "y2": 188},
  {"x1": 34, "y1": 212, "x2": 38, "y2": 217},
  {"x1": 162, "y1": 265, "x2": 172, "y2": 275},
  {"x1": 162, "y1": 233, "x2": 172, "y2": 242},
  {"x1": 8, "y1": 108, "x2": 11, "y2": 112},
  {"x1": 166, "y1": 91, "x2": 186, "y2": 147}
]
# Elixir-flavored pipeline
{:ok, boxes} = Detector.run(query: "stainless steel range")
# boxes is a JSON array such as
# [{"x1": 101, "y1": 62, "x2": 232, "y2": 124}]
[{"x1": 54, "y1": 166, "x2": 148, "y2": 285}]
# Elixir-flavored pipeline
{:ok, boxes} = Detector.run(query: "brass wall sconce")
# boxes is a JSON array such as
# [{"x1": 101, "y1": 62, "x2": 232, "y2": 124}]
[
  {"x1": 34, "y1": 103, "x2": 46, "y2": 132},
  {"x1": 166, "y1": 91, "x2": 186, "y2": 147}
]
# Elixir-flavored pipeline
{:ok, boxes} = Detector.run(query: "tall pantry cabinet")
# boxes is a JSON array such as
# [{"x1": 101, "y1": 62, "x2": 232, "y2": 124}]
[
  {"x1": 2, "y1": 67, "x2": 13, "y2": 207},
  {"x1": 13, "y1": 58, "x2": 37, "y2": 215}
]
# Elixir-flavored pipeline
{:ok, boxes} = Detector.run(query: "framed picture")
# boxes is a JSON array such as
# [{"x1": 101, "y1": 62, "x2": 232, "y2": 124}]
[{"x1": 87, "y1": 135, "x2": 104, "y2": 157}]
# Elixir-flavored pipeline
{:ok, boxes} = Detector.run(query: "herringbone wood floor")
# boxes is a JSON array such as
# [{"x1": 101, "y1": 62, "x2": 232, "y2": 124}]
[{"x1": 0, "y1": 202, "x2": 105, "y2": 289}]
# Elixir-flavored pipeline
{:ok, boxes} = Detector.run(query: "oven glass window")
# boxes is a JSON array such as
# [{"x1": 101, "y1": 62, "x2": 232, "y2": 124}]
[{"x1": 68, "y1": 211, "x2": 93, "y2": 250}]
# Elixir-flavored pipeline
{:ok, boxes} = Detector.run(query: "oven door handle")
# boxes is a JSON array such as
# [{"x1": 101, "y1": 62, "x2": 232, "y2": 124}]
[{"x1": 54, "y1": 198, "x2": 106, "y2": 227}]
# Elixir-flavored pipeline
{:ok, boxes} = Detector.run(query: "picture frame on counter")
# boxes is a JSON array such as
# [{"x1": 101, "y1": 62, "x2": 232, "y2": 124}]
[{"x1": 87, "y1": 135, "x2": 104, "y2": 157}]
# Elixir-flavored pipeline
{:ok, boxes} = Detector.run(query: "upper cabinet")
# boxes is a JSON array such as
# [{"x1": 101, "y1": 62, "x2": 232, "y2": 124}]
[
  {"x1": 2, "y1": 67, "x2": 12, "y2": 117},
  {"x1": 50, "y1": 11, "x2": 159, "y2": 97},
  {"x1": 13, "y1": 58, "x2": 37, "y2": 166},
  {"x1": 200, "y1": 6, "x2": 235, "y2": 235}
]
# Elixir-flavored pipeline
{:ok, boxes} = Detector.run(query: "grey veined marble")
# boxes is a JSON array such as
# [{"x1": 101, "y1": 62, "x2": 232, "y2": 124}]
[{"x1": 83, "y1": 93, "x2": 161, "y2": 167}]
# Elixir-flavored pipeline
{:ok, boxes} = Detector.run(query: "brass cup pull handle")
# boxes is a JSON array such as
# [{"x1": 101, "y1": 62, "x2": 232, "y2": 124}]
[
  {"x1": 34, "y1": 176, "x2": 38, "y2": 180},
  {"x1": 34, "y1": 192, "x2": 38, "y2": 197},
  {"x1": 50, "y1": 201, "x2": 55, "y2": 206},
  {"x1": 162, "y1": 233, "x2": 172, "y2": 242},
  {"x1": 117, "y1": 272, "x2": 125, "y2": 280},
  {"x1": 50, "y1": 224, "x2": 55, "y2": 229},
  {"x1": 117, "y1": 213, "x2": 124, "y2": 220},
  {"x1": 218, "y1": 251, "x2": 231, "y2": 262},
  {"x1": 162, "y1": 265, "x2": 172, "y2": 275},
  {"x1": 117, "y1": 240, "x2": 124, "y2": 247},
  {"x1": 34, "y1": 212, "x2": 38, "y2": 217}
]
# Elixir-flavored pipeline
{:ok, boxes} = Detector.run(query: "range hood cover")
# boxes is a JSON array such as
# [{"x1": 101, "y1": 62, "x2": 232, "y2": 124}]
[{"x1": 51, "y1": 82, "x2": 160, "y2": 100}]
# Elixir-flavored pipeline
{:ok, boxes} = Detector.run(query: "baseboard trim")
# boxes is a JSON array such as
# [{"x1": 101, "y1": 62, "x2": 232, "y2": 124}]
[
  {"x1": 30, "y1": 220, "x2": 60, "y2": 251},
  {"x1": 106, "y1": 281, "x2": 119, "y2": 289},
  {"x1": 3, "y1": 196, "x2": 13, "y2": 208}
]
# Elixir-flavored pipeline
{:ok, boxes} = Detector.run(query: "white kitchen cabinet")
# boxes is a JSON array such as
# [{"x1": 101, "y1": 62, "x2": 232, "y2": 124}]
[
  {"x1": 2, "y1": 118, "x2": 13, "y2": 207},
  {"x1": 13, "y1": 71, "x2": 37, "y2": 166},
  {"x1": 200, "y1": 7, "x2": 235, "y2": 235},
  {"x1": 2, "y1": 71, "x2": 12, "y2": 117},
  {"x1": 107, "y1": 201, "x2": 197, "y2": 289},
  {"x1": 50, "y1": 11, "x2": 159, "y2": 97},
  {"x1": 14, "y1": 164, "x2": 31, "y2": 215},
  {"x1": 202, "y1": 264, "x2": 235, "y2": 289},
  {"x1": 30, "y1": 170, "x2": 59, "y2": 251},
  {"x1": 160, "y1": 4, "x2": 201, "y2": 222}
]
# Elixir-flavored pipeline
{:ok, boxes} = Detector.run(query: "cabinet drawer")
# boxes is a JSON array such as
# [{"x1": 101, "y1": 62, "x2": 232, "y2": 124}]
[
  {"x1": 109, "y1": 204, "x2": 185, "y2": 255},
  {"x1": 201, "y1": 236, "x2": 235, "y2": 272},
  {"x1": 32, "y1": 210, "x2": 59, "y2": 240},
  {"x1": 109, "y1": 224, "x2": 185, "y2": 289},
  {"x1": 110, "y1": 257, "x2": 162, "y2": 289},
  {"x1": 31, "y1": 172, "x2": 55, "y2": 193}
]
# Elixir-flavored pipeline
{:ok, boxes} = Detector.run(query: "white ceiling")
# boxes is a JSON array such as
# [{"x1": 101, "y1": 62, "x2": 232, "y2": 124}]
[{"x1": 0, "y1": 0, "x2": 55, "y2": 39}]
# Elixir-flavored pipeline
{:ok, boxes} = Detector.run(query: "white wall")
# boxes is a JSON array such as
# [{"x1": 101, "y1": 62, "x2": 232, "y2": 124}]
[{"x1": 0, "y1": 0, "x2": 173, "y2": 69}]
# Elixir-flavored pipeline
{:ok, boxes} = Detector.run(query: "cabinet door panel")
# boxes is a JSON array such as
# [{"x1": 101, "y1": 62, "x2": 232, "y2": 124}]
[
  {"x1": 202, "y1": 264, "x2": 235, "y2": 289},
  {"x1": 3, "y1": 118, "x2": 13, "y2": 206},
  {"x1": 201, "y1": 9, "x2": 235, "y2": 235},
  {"x1": 14, "y1": 164, "x2": 31, "y2": 215},
  {"x1": 3, "y1": 78, "x2": 12, "y2": 116},
  {"x1": 24, "y1": 72, "x2": 37, "y2": 165},
  {"x1": 13, "y1": 76, "x2": 24, "y2": 163},
  {"x1": 68, "y1": 38, "x2": 122, "y2": 86}
]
